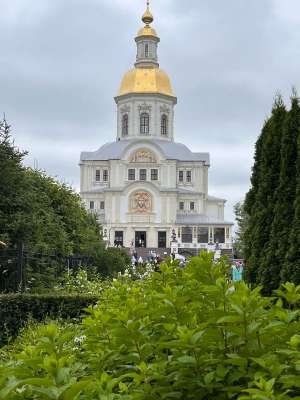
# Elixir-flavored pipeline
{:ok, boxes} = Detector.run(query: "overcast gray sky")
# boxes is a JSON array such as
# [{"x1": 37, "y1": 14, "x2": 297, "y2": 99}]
[{"x1": 1, "y1": 0, "x2": 300, "y2": 223}]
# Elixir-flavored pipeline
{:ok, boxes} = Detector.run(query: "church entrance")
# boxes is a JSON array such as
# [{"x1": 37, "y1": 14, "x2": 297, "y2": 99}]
[{"x1": 135, "y1": 231, "x2": 147, "y2": 248}]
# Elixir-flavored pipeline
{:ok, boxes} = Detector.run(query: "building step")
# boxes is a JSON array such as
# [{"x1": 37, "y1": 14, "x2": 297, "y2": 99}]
[
  {"x1": 125, "y1": 247, "x2": 233, "y2": 261},
  {"x1": 127, "y1": 248, "x2": 171, "y2": 260}
]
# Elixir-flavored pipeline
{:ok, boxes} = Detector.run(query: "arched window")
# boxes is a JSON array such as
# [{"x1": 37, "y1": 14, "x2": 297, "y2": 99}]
[
  {"x1": 140, "y1": 113, "x2": 150, "y2": 134},
  {"x1": 145, "y1": 43, "x2": 149, "y2": 58},
  {"x1": 161, "y1": 114, "x2": 168, "y2": 135},
  {"x1": 122, "y1": 114, "x2": 128, "y2": 136}
]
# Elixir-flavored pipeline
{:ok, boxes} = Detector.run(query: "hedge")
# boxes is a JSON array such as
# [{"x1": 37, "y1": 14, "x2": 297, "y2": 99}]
[{"x1": 0, "y1": 293, "x2": 99, "y2": 346}]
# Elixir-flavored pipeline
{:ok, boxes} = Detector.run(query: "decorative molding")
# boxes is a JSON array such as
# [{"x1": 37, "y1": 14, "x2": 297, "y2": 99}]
[
  {"x1": 138, "y1": 102, "x2": 152, "y2": 114},
  {"x1": 130, "y1": 191, "x2": 152, "y2": 214},
  {"x1": 120, "y1": 105, "x2": 130, "y2": 113},
  {"x1": 160, "y1": 104, "x2": 170, "y2": 114},
  {"x1": 130, "y1": 149, "x2": 157, "y2": 163}
]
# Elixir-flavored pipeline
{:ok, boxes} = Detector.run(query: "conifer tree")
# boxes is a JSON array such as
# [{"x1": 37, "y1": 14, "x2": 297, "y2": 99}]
[
  {"x1": 244, "y1": 120, "x2": 270, "y2": 284},
  {"x1": 0, "y1": 118, "x2": 27, "y2": 244},
  {"x1": 282, "y1": 97, "x2": 300, "y2": 284},
  {"x1": 260, "y1": 93, "x2": 300, "y2": 291},
  {"x1": 244, "y1": 97, "x2": 287, "y2": 288}
]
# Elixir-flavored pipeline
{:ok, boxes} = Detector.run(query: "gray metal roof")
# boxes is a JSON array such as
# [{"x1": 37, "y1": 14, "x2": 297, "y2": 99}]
[
  {"x1": 80, "y1": 139, "x2": 210, "y2": 164},
  {"x1": 207, "y1": 195, "x2": 227, "y2": 202},
  {"x1": 176, "y1": 214, "x2": 233, "y2": 225}
]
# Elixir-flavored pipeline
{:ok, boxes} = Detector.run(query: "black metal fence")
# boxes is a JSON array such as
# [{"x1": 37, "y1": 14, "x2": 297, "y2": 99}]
[{"x1": 0, "y1": 245, "x2": 93, "y2": 293}]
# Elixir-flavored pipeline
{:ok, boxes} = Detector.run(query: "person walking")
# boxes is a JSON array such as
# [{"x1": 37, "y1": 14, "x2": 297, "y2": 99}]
[{"x1": 231, "y1": 261, "x2": 244, "y2": 282}]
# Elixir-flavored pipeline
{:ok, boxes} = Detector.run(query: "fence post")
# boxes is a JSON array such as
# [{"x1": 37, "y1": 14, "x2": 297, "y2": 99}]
[{"x1": 16, "y1": 240, "x2": 24, "y2": 291}]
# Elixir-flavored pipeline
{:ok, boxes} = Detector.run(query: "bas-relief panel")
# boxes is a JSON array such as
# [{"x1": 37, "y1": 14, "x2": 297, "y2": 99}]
[
  {"x1": 130, "y1": 149, "x2": 157, "y2": 163},
  {"x1": 130, "y1": 191, "x2": 152, "y2": 214}
]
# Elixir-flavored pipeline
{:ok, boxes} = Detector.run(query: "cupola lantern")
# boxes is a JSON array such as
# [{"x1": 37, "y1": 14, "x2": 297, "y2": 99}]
[{"x1": 135, "y1": 0, "x2": 160, "y2": 68}]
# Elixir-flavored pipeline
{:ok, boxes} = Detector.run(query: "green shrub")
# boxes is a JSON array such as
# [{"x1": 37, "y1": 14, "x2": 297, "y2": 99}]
[
  {"x1": 0, "y1": 252, "x2": 300, "y2": 399},
  {"x1": 0, "y1": 293, "x2": 98, "y2": 346}
]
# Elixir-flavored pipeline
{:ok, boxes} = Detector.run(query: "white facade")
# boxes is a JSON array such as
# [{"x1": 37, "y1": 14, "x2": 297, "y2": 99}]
[{"x1": 80, "y1": 6, "x2": 233, "y2": 254}]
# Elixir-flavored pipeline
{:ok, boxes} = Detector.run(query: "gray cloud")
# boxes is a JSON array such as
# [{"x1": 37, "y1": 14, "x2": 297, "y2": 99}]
[{"x1": 1, "y1": 0, "x2": 300, "y2": 224}]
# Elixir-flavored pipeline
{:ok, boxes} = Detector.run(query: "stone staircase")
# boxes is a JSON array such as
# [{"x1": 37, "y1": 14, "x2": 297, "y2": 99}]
[
  {"x1": 127, "y1": 248, "x2": 171, "y2": 259},
  {"x1": 126, "y1": 247, "x2": 233, "y2": 260},
  {"x1": 221, "y1": 248, "x2": 234, "y2": 258}
]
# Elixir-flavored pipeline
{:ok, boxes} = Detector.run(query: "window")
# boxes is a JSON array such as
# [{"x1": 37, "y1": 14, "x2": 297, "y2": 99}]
[
  {"x1": 179, "y1": 201, "x2": 184, "y2": 211},
  {"x1": 182, "y1": 227, "x2": 193, "y2": 243},
  {"x1": 95, "y1": 170, "x2": 100, "y2": 182},
  {"x1": 103, "y1": 170, "x2": 109, "y2": 182},
  {"x1": 190, "y1": 202, "x2": 195, "y2": 211},
  {"x1": 214, "y1": 228, "x2": 225, "y2": 243},
  {"x1": 89, "y1": 201, "x2": 94, "y2": 210},
  {"x1": 140, "y1": 113, "x2": 150, "y2": 134},
  {"x1": 139, "y1": 169, "x2": 147, "y2": 181},
  {"x1": 161, "y1": 114, "x2": 168, "y2": 136},
  {"x1": 197, "y1": 227, "x2": 209, "y2": 243},
  {"x1": 100, "y1": 201, "x2": 105, "y2": 210},
  {"x1": 115, "y1": 231, "x2": 123, "y2": 246},
  {"x1": 145, "y1": 43, "x2": 149, "y2": 58},
  {"x1": 179, "y1": 171, "x2": 184, "y2": 182},
  {"x1": 186, "y1": 171, "x2": 192, "y2": 183},
  {"x1": 151, "y1": 169, "x2": 158, "y2": 181},
  {"x1": 128, "y1": 169, "x2": 135, "y2": 181},
  {"x1": 122, "y1": 114, "x2": 128, "y2": 136}
]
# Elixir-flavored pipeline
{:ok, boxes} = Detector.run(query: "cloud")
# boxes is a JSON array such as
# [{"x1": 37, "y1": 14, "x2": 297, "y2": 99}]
[{"x1": 1, "y1": 0, "x2": 300, "y2": 224}]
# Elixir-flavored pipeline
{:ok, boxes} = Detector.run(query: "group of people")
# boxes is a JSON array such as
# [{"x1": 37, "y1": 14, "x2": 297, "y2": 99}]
[
  {"x1": 129, "y1": 244, "x2": 244, "y2": 281},
  {"x1": 130, "y1": 250, "x2": 163, "y2": 267}
]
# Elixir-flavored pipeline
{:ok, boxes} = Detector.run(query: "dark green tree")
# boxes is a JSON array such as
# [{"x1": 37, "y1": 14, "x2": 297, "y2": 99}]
[
  {"x1": 244, "y1": 97, "x2": 287, "y2": 289},
  {"x1": 0, "y1": 118, "x2": 27, "y2": 245},
  {"x1": 233, "y1": 201, "x2": 248, "y2": 259},
  {"x1": 244, "y1": 119, "x2": 273, "y2": 283},
  {"x1": 282, "y1": 100, "x2": 300, "y2": 284},
  {"x1": 0, "y1": 120, "x2": 129, "y2": 291},
  {"x1": 261, "y1": 94, "x2": 300, "y2": 290}
]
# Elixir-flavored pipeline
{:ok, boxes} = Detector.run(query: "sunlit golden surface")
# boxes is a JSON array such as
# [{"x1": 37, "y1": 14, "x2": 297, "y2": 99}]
[{"x1": 118, "y1": 68, "x2": 176, "y2": 97}]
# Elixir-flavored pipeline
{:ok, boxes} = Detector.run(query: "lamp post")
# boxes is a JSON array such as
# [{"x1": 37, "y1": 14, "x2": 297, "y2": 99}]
[
  {"x1": 214, "y1": 240, "x2": 221, "y2": 261},
  {"x1": 170, "y1": 228, "x2": 178, "y2": 258},
  {"x1": 102, "y1": 228, "x2": 110, "y2": 249}
]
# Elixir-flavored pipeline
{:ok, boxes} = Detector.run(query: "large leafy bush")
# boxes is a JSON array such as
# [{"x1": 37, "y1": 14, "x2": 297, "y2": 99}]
[
  {"x1": 0, "y1": 293, "x2": 98, "y2": 346},
  {"x1": 0, "y1": 252, "x2": 300, "y2": 399}
]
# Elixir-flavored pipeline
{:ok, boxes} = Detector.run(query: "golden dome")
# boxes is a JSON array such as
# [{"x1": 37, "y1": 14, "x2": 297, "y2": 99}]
[
  {"x1": 117, "y1": 68, "x2": 176, "y2": 98},
  {"x1": 137, "y1": 25, "x2": 158, "y2": 38}
]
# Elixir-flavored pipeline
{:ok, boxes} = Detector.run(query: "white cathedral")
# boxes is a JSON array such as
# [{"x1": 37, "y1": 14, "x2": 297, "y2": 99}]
[{"x1": 80, "y1": 3, "x2": 233, "y2": 255}]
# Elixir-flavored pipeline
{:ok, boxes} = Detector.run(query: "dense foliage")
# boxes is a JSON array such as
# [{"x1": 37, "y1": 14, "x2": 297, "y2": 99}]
[
  {"x1": 233, "y1": 202, "x2": 248, "y2": 259},
  {"x1": 1, "y1": 253, "x2": 300, "y2": 399},
  {"x1": 0, "y1": 293, "x2": 98, "y2": 346},
  {"x1": 0, "y1": 119, "x2": 129, "y2": 291},
  {"x1": 244, "y1": 93, "x2": 300, "y2": 292},
  {"x1": 0, "y1": 119, "x2": 99, "y2": 253}
]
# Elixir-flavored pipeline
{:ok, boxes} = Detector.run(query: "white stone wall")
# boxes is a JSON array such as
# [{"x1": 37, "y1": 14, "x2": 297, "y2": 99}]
[
  {"x1": 116, "y1": 95, "x2": 175, "y2": 141},
  {"x1": 80, "y1": 141, "x2": 232, "y2": 249}
]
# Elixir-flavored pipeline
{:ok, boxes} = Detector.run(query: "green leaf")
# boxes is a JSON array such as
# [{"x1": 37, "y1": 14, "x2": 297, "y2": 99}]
[
  {"x1": 191, "y1": 330, "x2": 205, "y2": 345},
  {"x1": 204, "y1": 371, "x2": 215, "y2": 385},
  {"x1": 177, "y1": 356, "x2": 197, "y2": 365},
  {"x1": 217, "y1": 315, "x2": 242, "y2": 324}
]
